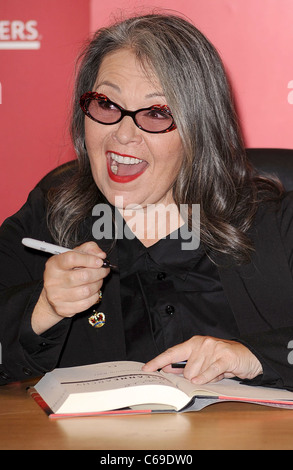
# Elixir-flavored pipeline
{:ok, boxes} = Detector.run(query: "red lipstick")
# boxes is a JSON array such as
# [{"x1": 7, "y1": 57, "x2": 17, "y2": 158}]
[{"x1": 107, "y1": 152, "x2": 148, "y2": 183}]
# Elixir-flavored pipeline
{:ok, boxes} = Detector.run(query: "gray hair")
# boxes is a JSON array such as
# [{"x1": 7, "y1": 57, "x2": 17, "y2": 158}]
[
  {"x1": 48, "y1": 13, "x2": 282, "y2": 261},
  {"x1": 72, "y1": 14, "x2": 242, "y2": 200}
]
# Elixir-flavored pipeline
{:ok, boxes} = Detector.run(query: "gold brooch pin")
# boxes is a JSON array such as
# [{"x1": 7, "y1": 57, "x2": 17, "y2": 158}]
[
  {"x1": 88, "y1": 311, "x2": 106, "y2": 328},
  {"x1": 88, "y1": 290, "x2": 105, "y2": 328}
]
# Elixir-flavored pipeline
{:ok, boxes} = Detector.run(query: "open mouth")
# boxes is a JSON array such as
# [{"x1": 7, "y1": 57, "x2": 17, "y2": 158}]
[{"x1": 107, "y1": 152, "x2": 148, "y2": 183}]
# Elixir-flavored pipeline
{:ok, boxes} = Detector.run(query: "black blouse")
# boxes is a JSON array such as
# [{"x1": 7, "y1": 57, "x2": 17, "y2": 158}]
[
  {"x1": 1, "y1": 174, "x2": 293, "y2": 387},
  {"x1": 118, "y1": 221, "x2": 240, "y2": 362}
]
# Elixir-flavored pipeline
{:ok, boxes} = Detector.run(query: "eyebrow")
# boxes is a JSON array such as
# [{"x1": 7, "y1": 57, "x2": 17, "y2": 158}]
[
  {"x1": 95, "y1": 81, "x2": 120, "y2": 93},
  {"x1": 95, "y1": 81, "x2": 166, "y2": 100},
  {"x1": 145, "y1": 91, "x2": 166, "y2": 99}
]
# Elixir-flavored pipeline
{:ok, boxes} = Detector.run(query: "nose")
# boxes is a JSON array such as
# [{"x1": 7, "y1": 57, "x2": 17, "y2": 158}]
[{"x1": 112, "y1": 115, "x2": 143, "y2": 146}]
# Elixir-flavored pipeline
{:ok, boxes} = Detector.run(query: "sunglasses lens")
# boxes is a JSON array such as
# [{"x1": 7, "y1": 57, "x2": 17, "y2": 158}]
[
  {"x1": 87, "y1": 97, "x2": 121, "y2": 124},
  {"x1": 136, "y1": 108, "x2": 174, "y2": 133}
]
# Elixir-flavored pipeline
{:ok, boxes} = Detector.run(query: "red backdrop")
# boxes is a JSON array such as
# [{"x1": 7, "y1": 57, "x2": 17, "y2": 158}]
[
  {"x1": 0, "y1": 0, "x2": 89, "y2": 224},
  {"x1": 0, "y1": 0, "x2": 292, "y2": 224}
]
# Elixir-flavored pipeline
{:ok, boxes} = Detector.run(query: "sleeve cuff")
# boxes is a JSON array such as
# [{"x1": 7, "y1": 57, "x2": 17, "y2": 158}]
[
  {"x1": 19, "y1": 281, "x2": 71, "y2": 359},
  {"x1": 234, "y1": 337, "x2": 284, "y2": 388}
]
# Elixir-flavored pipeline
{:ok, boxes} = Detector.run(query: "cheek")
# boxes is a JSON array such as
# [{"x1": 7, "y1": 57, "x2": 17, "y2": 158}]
[
  {"x1": 84, "y1": 124, "x2": 106, "y2": 181},
  {"x1": 85, "y1": 116, "x2": 112, "y2": 152},
  {"x1": 158, "y1": 136, "x2": 183, "y2": 173},
  {"x1": 85, "y1": 119, "x2": 100, "y2": 151}
]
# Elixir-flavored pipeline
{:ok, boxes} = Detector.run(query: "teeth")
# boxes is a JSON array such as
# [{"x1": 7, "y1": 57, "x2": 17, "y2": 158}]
[
  {"x1": 109, "y1": 153, "x2": 143, "y2": 165},
  {"x1": 111, "y1": 164, "x2": 118, "y2": 175}
]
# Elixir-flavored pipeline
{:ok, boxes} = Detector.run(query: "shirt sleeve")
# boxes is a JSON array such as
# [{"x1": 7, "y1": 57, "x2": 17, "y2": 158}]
[
  {"x1": 237, "y1": 191, "x2": 293, "y2": 390},
  {"x1": 277, "y1": 191, "x2": 293, "y2": 272},
  {"x1": 0, "y1": 185, "x2": 71, "y2": 384}
]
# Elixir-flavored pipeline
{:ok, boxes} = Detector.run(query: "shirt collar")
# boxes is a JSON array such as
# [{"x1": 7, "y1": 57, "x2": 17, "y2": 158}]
[{"x1": 118, "y1": 219, "x2": 204, "y2": 280}]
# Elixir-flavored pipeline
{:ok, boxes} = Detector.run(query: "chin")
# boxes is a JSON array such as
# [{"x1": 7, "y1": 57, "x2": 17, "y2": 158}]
[{"x1": 111, "y1": 195, "x2": 146, "y2": 210}]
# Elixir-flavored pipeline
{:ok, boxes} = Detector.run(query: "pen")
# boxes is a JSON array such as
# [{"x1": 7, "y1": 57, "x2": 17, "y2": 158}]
[
  {"x1": 21, "y1": 238, "x2": 117, "y2": 270},
  {"x1": 171, "y1": 361, "x2": 187, "y2": 369}
]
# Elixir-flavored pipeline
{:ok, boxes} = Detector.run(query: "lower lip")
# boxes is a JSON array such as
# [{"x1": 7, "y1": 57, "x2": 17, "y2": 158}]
[{"x1": 107, "y1": 157, "x2": 147, "y2": 183}]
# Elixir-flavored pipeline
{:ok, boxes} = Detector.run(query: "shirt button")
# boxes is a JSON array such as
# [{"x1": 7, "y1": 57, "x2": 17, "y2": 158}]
[
  {"x1": 165, "y1": 305, "x2": 175, "y2": 315},
  {"x1": 157, "y1": 272, "x2": 166, "y2": 280},
  {"x1": 0, "y1": 372, "x2": 10, "y2": 380},
  {"x1": 23, "y1": 367, "x2": 33, "y2": 376}
]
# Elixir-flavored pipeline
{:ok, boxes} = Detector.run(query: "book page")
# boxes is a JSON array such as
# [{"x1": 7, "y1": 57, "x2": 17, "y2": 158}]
[
  {"x1": 36, "y1": 361, "x2": 293, "y2": 411},
  {"x1": 47, "y1": 361, "x2": 181, "y2": 394},
  {"x1": 35, "y1": 361, "x2": 192, "y2": 413},
  {"x1": 161, "y1": 372, "x2": 293, "y2": 403}
]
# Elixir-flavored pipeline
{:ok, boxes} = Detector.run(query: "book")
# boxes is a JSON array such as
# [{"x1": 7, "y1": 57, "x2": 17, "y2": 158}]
[{"x1": 30, "y1": 361, "x2": 293, "y2": 418}]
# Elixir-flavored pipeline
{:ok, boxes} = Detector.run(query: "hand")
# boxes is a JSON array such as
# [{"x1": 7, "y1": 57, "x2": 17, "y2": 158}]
[
  {"x1": 143, "y1": 336, "x2": 263, "y2": 384},
  {"x1": 32, "y1": 242, "x2": 109, "y2": 334}
]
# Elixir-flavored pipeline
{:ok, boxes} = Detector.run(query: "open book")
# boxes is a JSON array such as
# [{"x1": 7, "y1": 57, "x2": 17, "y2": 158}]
[{"x1": 30, "y1": 361, "x2": 293, "y2": 418}]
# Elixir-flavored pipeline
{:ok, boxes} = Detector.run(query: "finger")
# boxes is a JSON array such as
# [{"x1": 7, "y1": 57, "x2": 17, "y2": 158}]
[
  {"x1": 191, "y1": 358, "x2": 228, "y2": 384},
  {"x1": 66, "y1": 265, "x2": 109, "y2": 287},
  {"x1": 50, "y1": 241, "x2": 107, "y2": 270},
  {"x1": 74, "y1": 241, "x2": 107, "y2": 259},
  {"x1": 45, "y1": 277, "x2": 103, "y2": 306},
  {"x1": 51, "y1": 250, "x2": 105, "y2": 270},
  {"x1": 51, "y1": 289, "x2": 103, "y2": 317},
  {"x1": 143, "y1": 344, "x2": 190, "y2": 372},
  {"x1": 160, "y1": 364, "x2": 185, "y2": 375},
  {"x1": 67, "y1": 280, "x2": 103, "y2": 302}
]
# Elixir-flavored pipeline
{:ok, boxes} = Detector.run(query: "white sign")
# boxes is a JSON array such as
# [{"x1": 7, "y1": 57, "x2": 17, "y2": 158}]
[{"x1": 0, "y1": 20, "x2": 41, "y2": 50}]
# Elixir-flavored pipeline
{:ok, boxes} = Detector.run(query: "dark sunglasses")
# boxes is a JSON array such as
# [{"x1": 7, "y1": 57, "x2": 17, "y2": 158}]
[{"x1": 80, "y1": 92, "x2": 177, "y2": 134}]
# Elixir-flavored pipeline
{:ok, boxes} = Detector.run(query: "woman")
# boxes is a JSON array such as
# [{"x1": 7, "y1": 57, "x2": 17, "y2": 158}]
[{"x1": 0, "y1": 13, "x2": 292, "y2": 388}]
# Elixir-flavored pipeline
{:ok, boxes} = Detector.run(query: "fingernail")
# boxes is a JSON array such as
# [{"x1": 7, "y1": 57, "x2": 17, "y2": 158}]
[{"x1": 191, "y1": 376, "x2": 204, "y2": 384}]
